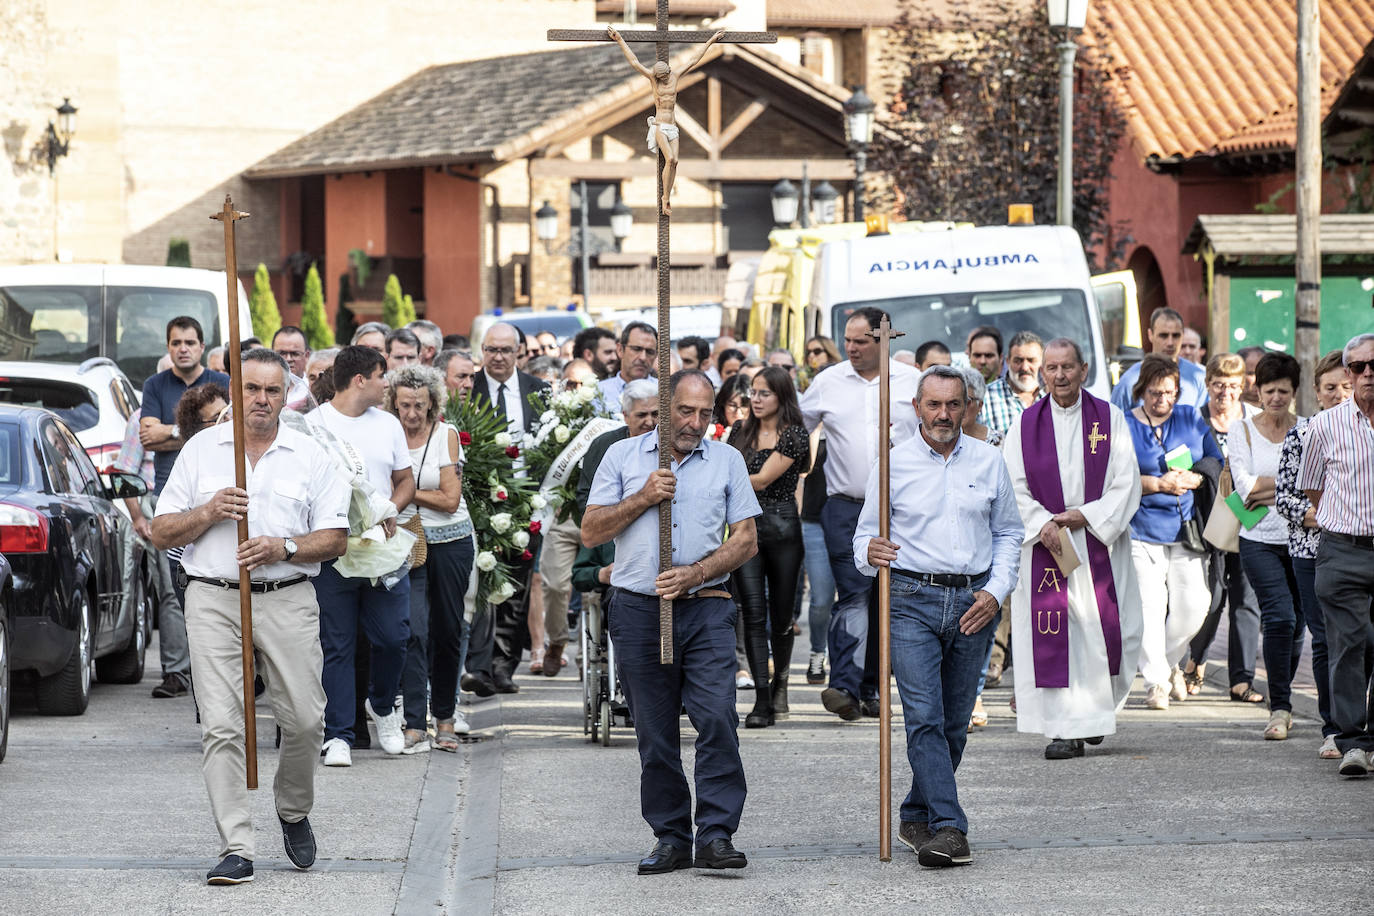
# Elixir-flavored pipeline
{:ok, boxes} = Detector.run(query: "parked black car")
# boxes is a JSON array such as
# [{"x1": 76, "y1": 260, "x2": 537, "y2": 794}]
[
  {"x1": 0, "y1": 405, "x2": 151, "y2": 718},
  {"x1": 0, "y1": 552, "x2": 13, "y2": 761}
]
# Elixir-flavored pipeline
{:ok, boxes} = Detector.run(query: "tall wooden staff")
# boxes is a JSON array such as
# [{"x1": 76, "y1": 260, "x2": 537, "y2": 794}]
[
  {"x1": 871, "y1": 316, "x2": 903, "y2": 861},
  {"x1": 548, "y1": 12, "x2": 775, "y2": 662},
  {"x1": 210, "y1": 195, "x2": 257, "y2": 790}
]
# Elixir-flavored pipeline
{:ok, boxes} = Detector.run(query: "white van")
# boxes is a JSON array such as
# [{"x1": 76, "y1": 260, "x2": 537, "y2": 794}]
[
  {"x1": 0, "y1": 264, "x2": 252, "y2": 390},
  {"x1": 812, "y1": 225, "x2": 1111, "y2": 397}
]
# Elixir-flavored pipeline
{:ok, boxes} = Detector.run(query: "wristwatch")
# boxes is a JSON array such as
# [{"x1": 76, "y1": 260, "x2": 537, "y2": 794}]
[{"x1": 282, "y1": 538, "x2": 298, "y2": 561}]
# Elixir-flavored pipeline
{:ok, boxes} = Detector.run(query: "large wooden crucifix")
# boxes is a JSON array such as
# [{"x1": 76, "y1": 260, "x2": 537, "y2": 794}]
[{"x1": 549, "y1": 13, "x2": 775, "y2": 663}]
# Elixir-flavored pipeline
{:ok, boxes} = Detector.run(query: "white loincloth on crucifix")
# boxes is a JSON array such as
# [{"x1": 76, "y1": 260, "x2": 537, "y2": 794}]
[
  {"x1": 645, "y1": 117, "x2": 679, "y2": 153},
  {"x1": 1003, "y1": 392, "x2": 1143, "y2": 740}
]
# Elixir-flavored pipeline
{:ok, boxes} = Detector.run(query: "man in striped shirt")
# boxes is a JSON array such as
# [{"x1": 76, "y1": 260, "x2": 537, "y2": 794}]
[{"x1": 1298, "y1": 332, "x2": 1374, "y2": 778}]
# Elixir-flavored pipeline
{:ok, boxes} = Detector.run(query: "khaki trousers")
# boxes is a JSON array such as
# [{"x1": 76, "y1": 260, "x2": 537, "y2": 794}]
[
  {"x1": 540, "y1": 515, "x2": 583, "y2": 650},
  {"x1": 184, "y1": 580, "x2": 326, "y2": 860}
]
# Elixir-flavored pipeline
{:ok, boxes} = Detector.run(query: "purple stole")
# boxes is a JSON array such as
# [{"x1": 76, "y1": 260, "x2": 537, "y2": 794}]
[{"x1": 1019, "y1": 393, "x2": 1122, "y2": 688}]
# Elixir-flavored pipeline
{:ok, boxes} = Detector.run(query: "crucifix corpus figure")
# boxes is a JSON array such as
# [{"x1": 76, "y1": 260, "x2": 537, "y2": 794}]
[{"x1": 608, "y1": 25, "x2": 722, "y2": 215}]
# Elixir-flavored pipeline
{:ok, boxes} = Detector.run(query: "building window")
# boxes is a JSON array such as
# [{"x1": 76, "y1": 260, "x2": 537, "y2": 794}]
[{"x1": 801, "y1": 32, "x2": 826, "y2": 77}]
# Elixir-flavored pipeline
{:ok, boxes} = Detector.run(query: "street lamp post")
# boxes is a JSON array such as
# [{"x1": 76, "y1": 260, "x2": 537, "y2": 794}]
[
  {"x1": 1047, "y1": 1, "x2": 1087, "y2": 227},
  {"x1": 843, "y1": 87, "x2": 875, "y2": 223},
  {"x1": 770, "y1": 179, "x2": 799, "y2": 227},
  {"x1": 811, "y1": 181, "x2": 839, "y2": 226},
  {"x1": 43, "y1": 98, "x2": 78, "y2": 175},
  {"x1": 534, "y1": 188, "x2": 633, "y2": 308}
]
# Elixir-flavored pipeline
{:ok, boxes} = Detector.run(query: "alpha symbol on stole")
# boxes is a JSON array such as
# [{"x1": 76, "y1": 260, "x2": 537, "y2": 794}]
[
  {"x1": 1088, "y1": 421, "x2": 1107, "y2": 455},
  {"x1": 1037, "y1": 567, "x2": 1063, "y2": 593}
]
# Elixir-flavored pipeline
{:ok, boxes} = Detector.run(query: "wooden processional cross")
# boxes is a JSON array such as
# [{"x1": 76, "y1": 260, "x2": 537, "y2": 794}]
[
  {"x1": 548, "y1": 15, "x2": 775, "y2": 664},
  {"x1": 210, "y1": 196, "x2": 258, "y2": 790}
]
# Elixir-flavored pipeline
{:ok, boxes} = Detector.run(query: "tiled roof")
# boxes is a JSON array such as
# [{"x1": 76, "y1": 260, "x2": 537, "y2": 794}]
[
  {"x1": 766, "y1": 0, "x2": 901, "y2": 28},
  {"x1": 1092, "y1": 0, "x2": 1374, "y2": 160},
  {"x1": 245, "y1": 44, "x2": 664, "y2": 178},
  {"x1": 595, "y1": 1, "x2": 737, "y2": 17}
]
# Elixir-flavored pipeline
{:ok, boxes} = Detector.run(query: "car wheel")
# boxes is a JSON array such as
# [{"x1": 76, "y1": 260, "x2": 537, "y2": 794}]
[
  {"x1": 0, "y1": 602, "x2": 10, "y2": 763},
  {"x1": 96, "y1": 574, "x2": 149, "y2": 685},
  {"x1": 35, "y1": 590, "x2": 93, "y2": 716}
]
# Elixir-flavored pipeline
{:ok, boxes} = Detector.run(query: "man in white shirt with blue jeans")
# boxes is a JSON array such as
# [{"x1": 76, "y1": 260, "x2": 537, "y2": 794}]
[
  {"x1": 800, "y1": 307, "x2": 921, "y2": 721},
  {"x1": 153, "y1": 348, "x2": 349, "y2": 885},
  {"x1": 307, "y1": 346, "x2": 417, "y2": 765}
]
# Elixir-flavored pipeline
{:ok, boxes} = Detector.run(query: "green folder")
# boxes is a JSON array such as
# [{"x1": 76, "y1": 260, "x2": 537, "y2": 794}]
[
  {"x1": 1165, "y1": 445, "x2": 1194, "y2": 471},
  {"x1": 1224, "y1": 491, "x2": 1269, "y2": 530}
]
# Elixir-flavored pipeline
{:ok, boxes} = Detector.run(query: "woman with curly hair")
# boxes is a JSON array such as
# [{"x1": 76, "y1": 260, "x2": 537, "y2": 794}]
[{"x1": 385, "y1": 365, "x2": 475, "y2": 752}]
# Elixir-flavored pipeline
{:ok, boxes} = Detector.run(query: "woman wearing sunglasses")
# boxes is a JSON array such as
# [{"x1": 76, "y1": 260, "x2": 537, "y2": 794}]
[{"x1": 798, "y1": 335, "x2": 841, "y2": 392}]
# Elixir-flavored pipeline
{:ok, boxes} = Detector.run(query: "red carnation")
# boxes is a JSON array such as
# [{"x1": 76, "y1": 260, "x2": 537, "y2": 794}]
[
  {"x1": 713, "y1": 423, "x2": 724, "y2": 438},
  {"x1": 458, "y1": 431, "x2": 472, "y2": 446},
  {"x1": 529, "y1": 520, "x2": 542, "y2": 534},
  {"x1": 520, "y1": 549, "x2": 534, "y2": 561},
  {"x1": 505, "y1": 445, "x2": 521, "y2": 458}
]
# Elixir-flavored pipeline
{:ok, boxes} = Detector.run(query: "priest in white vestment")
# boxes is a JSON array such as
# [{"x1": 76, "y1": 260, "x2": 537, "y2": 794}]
[{"x1": 1003, "y1": 338, "x2": 1143, "y2": 759}]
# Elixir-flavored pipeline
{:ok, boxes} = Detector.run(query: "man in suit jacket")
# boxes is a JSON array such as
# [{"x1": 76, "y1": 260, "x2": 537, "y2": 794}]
[{"x1": 463, "y1": 322, "x2": 551, "y2": 694}]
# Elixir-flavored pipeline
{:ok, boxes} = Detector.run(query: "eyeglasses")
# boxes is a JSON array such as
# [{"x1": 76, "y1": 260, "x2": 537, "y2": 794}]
[
  {"x1": 482, "y1": 346, "x2": 515, "y2": 356},
  {"x1": 1348, "y1": 359, "x2": 1373, "y2": 376},
  {"x1": 564, "y1": 380, "x2": 582, "y2": 390},
  {"x1": 776, "y1": 363, "x2": 796, "y2": 371},
  {"x1": 1144, "y1": 388, "x2": 1178, "y2": 400},
  {"x1": 806, "y1": 348, "x2": 825, "y2": 356}
]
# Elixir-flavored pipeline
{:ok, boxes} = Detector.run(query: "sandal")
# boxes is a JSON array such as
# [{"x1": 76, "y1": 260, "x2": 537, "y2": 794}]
[
  {"x1": 529, "y1": 652, "x2": 543, "y2": 675},
  {"x1": 434, "y1": 719, "x2": 461, "y2": 753},
  {"x1": 1230, "y1": 684, "x2": 1265, "y2": 704},
  {"x1": 969, "y1": 698, "x2": 988, "y2": 729},
  {"x1": 1183, "y1": 662, "x2": 1206, "y2": 696}
]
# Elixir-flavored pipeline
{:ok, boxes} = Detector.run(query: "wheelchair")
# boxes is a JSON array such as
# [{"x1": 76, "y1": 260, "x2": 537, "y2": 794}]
[{"x1": 580, "y1": 589, "x2": 630, "y2": 746}]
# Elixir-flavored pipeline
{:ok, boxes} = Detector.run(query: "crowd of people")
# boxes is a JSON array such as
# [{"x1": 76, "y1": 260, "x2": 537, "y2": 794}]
[{"x1": 129, "y1": 303, "x2": 1374, "y2": 882}]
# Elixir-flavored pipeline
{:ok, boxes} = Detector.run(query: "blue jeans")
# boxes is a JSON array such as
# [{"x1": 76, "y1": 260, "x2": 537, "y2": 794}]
[
  {"x1": 610, "y1": 590, "x2": 745, "y2": 850},
  {"x1": 1292, "y1": 556, "x2": 1337, "y2": 736},
  {"x1": 889, "y1": 573, "x2": 994, "y2": 834},
  {"x1": 802, "y1": 519, "x2": 835, "y2": 655},
  {"x1": 316, "y1": 561, "x2": 411, "y2": 745},
  {"x1": 822, "y1": 497, "x2": 878, "y2": 701},
  {"x1": 1239, "y1": 539, "x2": 1304, "y2": 713}
]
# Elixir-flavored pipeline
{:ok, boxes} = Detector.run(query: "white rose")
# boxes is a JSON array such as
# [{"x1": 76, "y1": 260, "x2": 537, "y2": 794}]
[
  {"x1": 475, "y1": 551, "x2": 497, "y2": 572},
  {"x1": 530, "y1": 494, "x2": 548, "y2": 510},
  {"x1": 490, "y1": 512, "x2": 512, "y2": 534},
  {"x1": 577, "y1": 384, "x2": 598, "y2": 403},
  {"x1": 494, "y1": 432, "x2": 512, "y2": 448},
  {"x1": 555, "y1": 425, "x2": 571, "y2": 444},
  {"x1": 492, "y1": 581, "x2": 516, "y2": 603},
  {"x1": 512, "y1": 530, "x2": 530, "y2": 549}
]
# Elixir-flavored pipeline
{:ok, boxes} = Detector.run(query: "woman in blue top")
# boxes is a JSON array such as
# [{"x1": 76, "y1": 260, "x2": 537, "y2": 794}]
[{"x1": 1125, "y1": 355, "x2": 1224, "y2": 710}]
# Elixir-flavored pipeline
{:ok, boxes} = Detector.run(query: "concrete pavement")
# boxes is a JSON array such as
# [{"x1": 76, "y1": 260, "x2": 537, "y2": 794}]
[{"x1": 1, "y1": 624, "x2": 1369, "y2": 915}]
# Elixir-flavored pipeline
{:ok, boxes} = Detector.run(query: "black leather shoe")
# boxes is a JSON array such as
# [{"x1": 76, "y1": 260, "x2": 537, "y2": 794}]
[
  {"x1": 917, "y1": 827, "x2": 971, "y2": 867},
  {"x1": 493, "y1": 673, "x2": 520, "y2": 694},
  {"x1": 694, "y1": 838, "x2": 748, "y2": 869},
  {"x1": 637, "y1": 840, "x2": 691, "y2": 875},
  {"x1": 820, "y1": 687, "x2": 861, "y2": 721},
  {"x1": 898, "y1": 820, "x2": 934, "y2": 853},
  {"x1": 1044, "y1": 738, "x2": 1085, "y2": 759},
  {"x1": 279, "y1": 814, "x2": 316, "y2": 869},
  {"x1": 1084, "y1": 735, "x2": 1104, "y2": 746},
  {"x1": 861, "y1": 698, "x2": 882, "y2": 718},
  {"x1": 461, "y1": 672, "x2": 496, "y2": 698},
  {"x1": 206, "y1": 854, "x2": 254, "y2": 885},
  {"x1": 744, "y1": 706, "x2": 774, "y2": 728}
]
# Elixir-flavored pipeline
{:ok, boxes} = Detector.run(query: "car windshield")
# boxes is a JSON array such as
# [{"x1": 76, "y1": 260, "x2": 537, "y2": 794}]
[
  {"x1": 831, "y1": 288, "x2": 1101, "y2": 387},
  {"x1": 0, "y1": 379, "x2": 100, "y2": 432},
  {"x1": 111, "y1": 286, "x2": 219, "y2": 388},
  {"x1": 0, "y1": 423, "x2": 18, "y2": 485},
  {"x1": 0, "y1": 284, "x2": 222, "y2": 390},
  {"x1": 509, "y1": 314, "x2": 587, "y2": 340}
]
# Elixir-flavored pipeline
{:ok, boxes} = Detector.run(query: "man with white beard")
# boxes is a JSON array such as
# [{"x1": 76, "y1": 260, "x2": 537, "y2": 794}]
[
  {"x1": 979, "y1": 331, "x2": 1046, "y2": 435},
  {"x1": 1003, "y1": 338, "x2": 1143, "y2": 760}
]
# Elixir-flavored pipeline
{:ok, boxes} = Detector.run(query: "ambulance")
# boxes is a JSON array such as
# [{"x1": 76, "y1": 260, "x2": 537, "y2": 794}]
[{"x1": 812, "y1": 221, "x2": 1129, "y2": 397}]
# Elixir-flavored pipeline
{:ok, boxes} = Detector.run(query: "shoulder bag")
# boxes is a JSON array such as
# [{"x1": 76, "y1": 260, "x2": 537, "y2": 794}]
[{"x1": 1202, "y1": 419, "x2": 1246, "y2": 553}]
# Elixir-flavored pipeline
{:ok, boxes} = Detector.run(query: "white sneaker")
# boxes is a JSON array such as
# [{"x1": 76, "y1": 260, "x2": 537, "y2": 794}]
[
  {"x1": 451, "y1": 709, "x2": 471, "y2": 735},
  {"x1": 1168, "y1": 667, "x2": 1188, "y2": 702},
  {"x1": 736, "y1": 671, "x2": 754, "y2": 690},
  {"x1": 322, "y1": 737, "x2": 352, "y2": 767},
  {"x1": 366, "y1": 697, "x2": 406, "y2": 755},
  {"x1": 1319, "y1": 735, "x2": 1341, "y2": 759},
  {"x1": 1144, "y1": 684, "x2": 1169, "y2": 710},
  {"x1": 1338, "y1": 748, "x2": 1371, "y2": 778}
]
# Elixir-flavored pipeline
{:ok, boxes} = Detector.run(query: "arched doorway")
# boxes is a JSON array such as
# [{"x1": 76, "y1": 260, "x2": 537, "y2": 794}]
[{"x1": 1126, "y1": 246, "x2": 1167, "y2": 342}]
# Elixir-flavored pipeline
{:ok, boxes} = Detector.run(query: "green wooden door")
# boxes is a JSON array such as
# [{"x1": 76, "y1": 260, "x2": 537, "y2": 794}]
[{"x1": 1226, "y1": 273, "x2": 1373, "y2": 356}]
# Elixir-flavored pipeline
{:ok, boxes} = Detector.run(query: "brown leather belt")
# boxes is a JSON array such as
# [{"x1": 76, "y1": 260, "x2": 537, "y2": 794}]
[{"x1": 621, "y1": 587, "x2": 732, "y2": 601}]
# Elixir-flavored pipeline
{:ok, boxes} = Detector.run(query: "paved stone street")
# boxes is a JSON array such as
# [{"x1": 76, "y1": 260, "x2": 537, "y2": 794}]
[{"x1": 1, "y1": 625, "x2": 1369, "y2": 915}]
